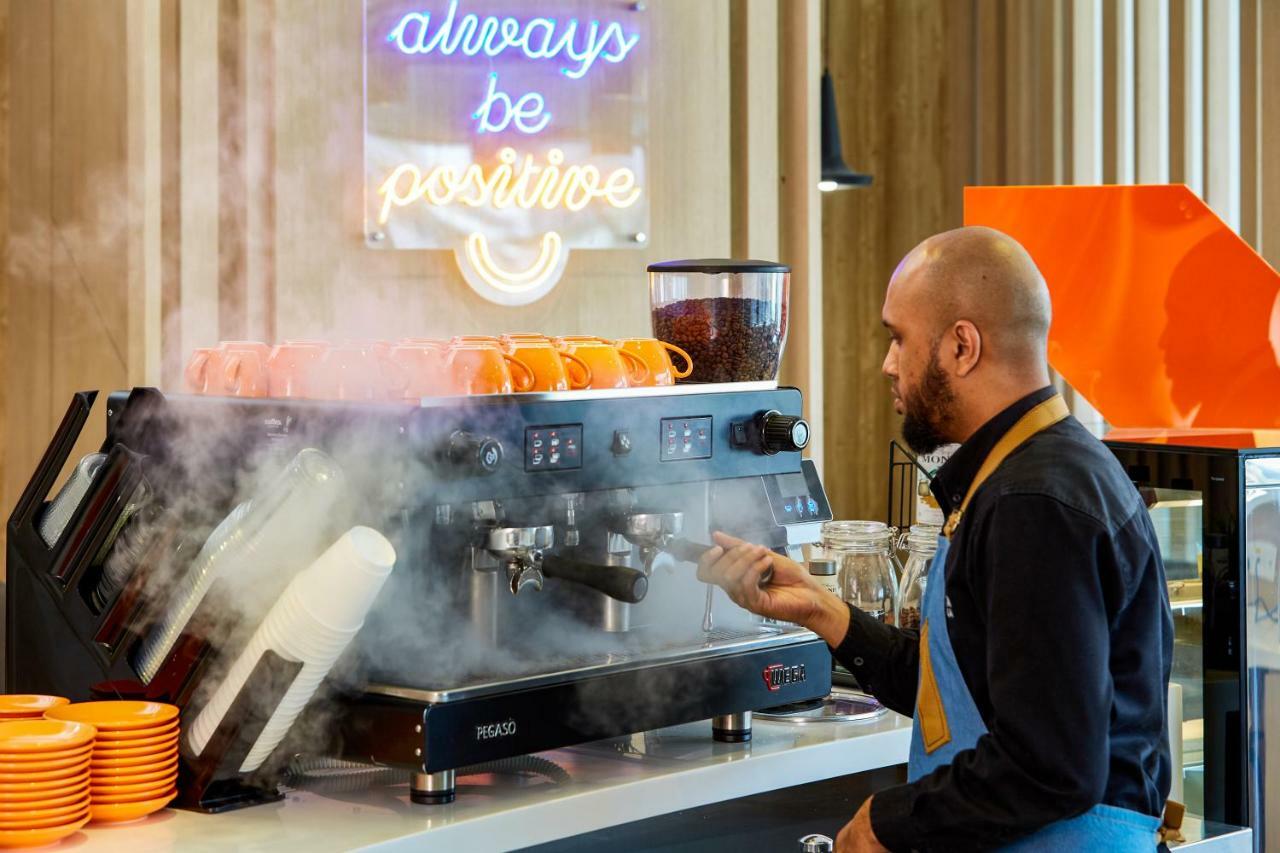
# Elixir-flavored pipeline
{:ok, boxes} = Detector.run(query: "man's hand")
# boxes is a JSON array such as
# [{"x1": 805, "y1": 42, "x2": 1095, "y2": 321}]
[
  {"x1": 836, "y1": 797, "x2": 889, "y2": 853},
  {"x1": 696, "y1": 532, "x2": 849, "y2": 644}
]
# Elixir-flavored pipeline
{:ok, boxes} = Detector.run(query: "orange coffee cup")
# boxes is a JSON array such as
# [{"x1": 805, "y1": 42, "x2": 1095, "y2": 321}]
[
  {"x1": 183, "y1": 348, "x2": 216, "y2": 394},
  {"x1": 267, "y1": 342, "x2": 327, "y2": 399},
  {"x1": 501, "y1": 332, "x2": 550, "y2": 347},
  {"x1": 556, "y1": 340, "x2": 649, "y2": 389},
  {"x1": 312, "y1": 342, "x2": 396, "y2": 401},
  {"x1": 446, "y1": 343, "x2": 535, "y2": 395},
  {"x1": 506, "y1": 341, "x2": 593, "y2": 392},
  {"x1": 451, "y1": 335, "x2": 503, "y2": 347},
  {"x1": 388, "y1": 341, "x2": 450, "y2": 400},
  {"x1": 616, "y1": 338, "x2": 694, "y2": 386},
  {"x1": 208, "y1": 341, "x2": 271, "y2": 397}
]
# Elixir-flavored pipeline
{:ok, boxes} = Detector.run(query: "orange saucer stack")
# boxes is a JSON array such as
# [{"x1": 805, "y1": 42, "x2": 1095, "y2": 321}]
[
  {"x1": 0, "y1": 697, "x2": 68, "y2": 722},
  {"x1": 0, "y1": 718, "x2": 94, "y2": 848},
  {"x1": 45, "y1": 702, "x2": 179, "y2": 824}
]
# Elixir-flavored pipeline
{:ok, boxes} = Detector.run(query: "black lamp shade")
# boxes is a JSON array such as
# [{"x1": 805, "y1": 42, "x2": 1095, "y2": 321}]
[{"x1": 820, "y1": 69, "x2": 873, "y2": 191}]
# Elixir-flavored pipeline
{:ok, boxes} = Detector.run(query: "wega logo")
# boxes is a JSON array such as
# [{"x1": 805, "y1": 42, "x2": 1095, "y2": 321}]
[{"x1": 475, "y1": 719, "x2": 517, "y2": 741}]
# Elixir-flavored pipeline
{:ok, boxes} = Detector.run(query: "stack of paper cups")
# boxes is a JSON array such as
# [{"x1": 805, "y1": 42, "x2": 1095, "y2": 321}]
[
  {"x1": 187, "y1": 526, "x2": 396, "y2": 771},
  {"x1": 38, "y1": 452, "x2": 107, "y2": 546}
]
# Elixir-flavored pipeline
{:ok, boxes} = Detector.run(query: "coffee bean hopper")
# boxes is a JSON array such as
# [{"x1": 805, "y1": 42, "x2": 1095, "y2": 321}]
[{"x1": 649, "y1": 259, "x2": 790, "y2": 384}]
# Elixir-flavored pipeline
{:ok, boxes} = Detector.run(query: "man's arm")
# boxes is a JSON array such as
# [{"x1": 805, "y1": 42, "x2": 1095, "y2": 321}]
[
  {"x1": 830, "y1": 604, "x2": 920, "y2": 718},
  {"x1": 697, "y1": 533, "x2": 921, "y2": 716},
  {"x1": 868, "y1": 495, "x2": 1114, "y2": 851}
]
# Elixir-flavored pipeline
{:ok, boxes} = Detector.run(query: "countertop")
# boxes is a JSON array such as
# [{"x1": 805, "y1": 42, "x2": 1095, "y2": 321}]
[{"x1": 62, "y1": 711, "x2": 914, "y2": 852}]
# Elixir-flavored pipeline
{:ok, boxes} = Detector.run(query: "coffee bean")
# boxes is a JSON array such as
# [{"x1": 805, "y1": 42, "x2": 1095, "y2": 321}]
[{"x1": 652, "y1": 297, "x2": 786, "y2": 383}]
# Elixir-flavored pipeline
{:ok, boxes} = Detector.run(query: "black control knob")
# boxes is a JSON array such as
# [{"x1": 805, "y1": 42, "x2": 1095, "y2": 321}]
[
  {"x1": 758, "y1": 410, "x2": 810, "y2": 455},
  {"x1": 446, "y1": 431, "x2": 503, "y2": 473}
]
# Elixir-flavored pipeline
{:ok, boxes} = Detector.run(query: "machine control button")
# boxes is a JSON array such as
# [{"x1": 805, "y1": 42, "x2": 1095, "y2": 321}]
[
  {"x1": 446, "y1": 431, "x2": 504, "y2": 474},
  {"x1": 612, "y1": 430, "x2": 632, "y2": 455},
  {"x1": 660, "y1": 416, "x2": 712, "y2": 462},
  {"x1": 524, "y1": 424, "x2": 583, "y2": 471},
  {"x1": 757, "y1": 411, "x2": 811, "y2": 455}
]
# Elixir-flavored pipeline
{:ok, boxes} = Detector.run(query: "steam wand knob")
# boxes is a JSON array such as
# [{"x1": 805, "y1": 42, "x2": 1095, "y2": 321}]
[
  {"x1": 757, "y1": 410, "x2": 810, "y2": 455},
  {"x1": 446, "y1": 430, "x2": 504, "y2": 474}
]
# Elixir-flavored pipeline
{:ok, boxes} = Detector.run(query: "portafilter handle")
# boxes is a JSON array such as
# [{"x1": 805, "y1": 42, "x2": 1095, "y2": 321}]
[
  {"x1": 663, "y1": 538, "x2": 774, "y2": 586},
  {"x1": 540, "y1": 554, "x2": 649, "y2": 603}
]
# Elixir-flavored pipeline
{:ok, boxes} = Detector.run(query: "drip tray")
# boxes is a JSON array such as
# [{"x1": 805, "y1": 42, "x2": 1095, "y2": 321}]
[{"x1": 756, "y1": 689, "x2": 887, "y2": 724}]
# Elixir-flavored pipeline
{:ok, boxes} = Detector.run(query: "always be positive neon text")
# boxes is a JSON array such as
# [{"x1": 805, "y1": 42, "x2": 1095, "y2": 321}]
[{"x1": 387, "y1": 1, "x2": 639, "y2": 80}]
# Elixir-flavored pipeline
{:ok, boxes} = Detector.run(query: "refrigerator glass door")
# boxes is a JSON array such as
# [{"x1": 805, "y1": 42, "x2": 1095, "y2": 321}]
[
  {"x1": 1147, "y1": 487, "x2": 1205, "y2": 817},
  {"x1": 1244, "y1": 458, "x2": 1280, "y2": 850}
]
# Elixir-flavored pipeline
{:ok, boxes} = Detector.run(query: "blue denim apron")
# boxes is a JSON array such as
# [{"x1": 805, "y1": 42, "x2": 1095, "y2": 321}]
[{"x1": 907, "y1": 395, "x2": 1161, "y2": 850}]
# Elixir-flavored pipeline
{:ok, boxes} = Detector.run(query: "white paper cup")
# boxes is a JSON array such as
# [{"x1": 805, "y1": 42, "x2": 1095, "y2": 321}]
[{"x1": 289, "y1": 527, "x2": 396, "y2": 633}]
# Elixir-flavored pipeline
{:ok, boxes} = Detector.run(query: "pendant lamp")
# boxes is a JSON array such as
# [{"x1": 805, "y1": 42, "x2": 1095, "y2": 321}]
[
  {"x1": 819, "y1": 68, "x2": 872, "y2": 192},
  {"x1": 818, "y1": 0, "x2": 871, "y2": 192}
]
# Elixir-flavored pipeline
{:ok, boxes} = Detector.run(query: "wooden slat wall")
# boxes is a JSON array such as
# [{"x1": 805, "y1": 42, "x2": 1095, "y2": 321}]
[
  {"x1": 5, "y1": 0, "x2": 1280, "y2": 533},
  {"x1": 822, "y1": 0, "x2": 1280, "y2": 521},
  {"x1": 820, "y1": 0, "x2": 976, "y2": 521}
]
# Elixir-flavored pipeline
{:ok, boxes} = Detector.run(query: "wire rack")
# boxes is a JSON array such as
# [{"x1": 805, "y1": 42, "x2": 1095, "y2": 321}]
[{"x1": 886, "y1": 439, "x2": 931, "y2": 531}]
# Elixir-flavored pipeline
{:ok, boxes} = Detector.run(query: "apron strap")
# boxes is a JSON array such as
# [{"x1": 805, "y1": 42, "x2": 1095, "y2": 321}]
[
  {"x1": 942, "y1": 394, "x2": 1070, "y2": 539},
  {"x1": 1157, "y1": 799, "x2": 1186, "y2": 844}
]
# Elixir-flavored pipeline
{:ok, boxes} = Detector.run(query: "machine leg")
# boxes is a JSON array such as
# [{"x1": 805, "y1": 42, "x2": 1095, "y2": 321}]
[
  {"x1": 712, "y1": 711, "x2": 752, "y2": 743},
  {"x1": 410, "y1": 770, "x2": 456, "y2": 805}
]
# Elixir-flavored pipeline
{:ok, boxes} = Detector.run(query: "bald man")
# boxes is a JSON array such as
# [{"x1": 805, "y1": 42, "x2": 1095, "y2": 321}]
[{"x1": 700, "y1": 227, "x2": 1173, "y2": 851}]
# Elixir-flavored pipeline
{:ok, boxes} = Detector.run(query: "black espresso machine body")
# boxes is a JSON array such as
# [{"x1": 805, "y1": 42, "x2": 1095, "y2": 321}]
[{"x1": 7, "y1": 383, "x2": 832, "y2": 808}]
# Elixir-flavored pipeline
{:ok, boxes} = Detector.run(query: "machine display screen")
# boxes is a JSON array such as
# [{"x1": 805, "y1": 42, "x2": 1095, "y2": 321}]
[{"x1": 765, "y1": 461, "x2": 831, "y2": 523}]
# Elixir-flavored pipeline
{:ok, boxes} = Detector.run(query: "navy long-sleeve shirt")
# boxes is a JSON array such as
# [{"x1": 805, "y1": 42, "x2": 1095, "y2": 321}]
[{"x1": 832, "y1": 386, "x2": 1173, "y2": 851}]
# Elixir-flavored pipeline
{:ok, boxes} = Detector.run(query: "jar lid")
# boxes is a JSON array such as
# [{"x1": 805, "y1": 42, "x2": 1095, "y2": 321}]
[
  {"x1": 821, "y1": 520, "x2": 895, "y2": 551},
  {"x1": 646, "y1": 258, "x2": 790, "y2": 274},
  {"x1": 808, "y1": 558, "x2": 838, "y2": 576},
  {"x1": 905, "y1": 523, "x2": 942, "y2": 551}
]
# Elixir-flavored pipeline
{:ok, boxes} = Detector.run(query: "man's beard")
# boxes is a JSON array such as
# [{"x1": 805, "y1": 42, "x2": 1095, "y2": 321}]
[{"x1": 901, "y1": 346, "x2": 957, "y2": 455}]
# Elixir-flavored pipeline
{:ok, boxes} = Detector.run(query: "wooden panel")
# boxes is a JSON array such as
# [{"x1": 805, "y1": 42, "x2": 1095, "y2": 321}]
[
  {"x1": 1238, "y1": 0, "x2": 1258, "y2": 248},
  {"x1": 730, "y1": 0, "x2": 779, "y2": 262},
  {"x1": 268, "y1": 0, "x2": 730, "y2": 347},
  {"x1": 1204, "y1": 0, "x2": 1240, "y2": 230},
  {"x1": 179, "y1": 0, "x2": 221, "y2": 355},
  {"x1": 821, "y1": 0, "x2": 973, "y2": 521},
  {"x1": 778, "y1": 0, "x2": 823, "y2": 470},
  {"x1": 1262, "y1": 0, "x2": 1280, "y2": 267},
  {"x1": 3, "y1": 1, "x2": 139, "y2": 555},
  {"x1": 49, "y1": 1, "x2": 132, "y2": 483},
  {"x1": 1168, "y1": 0, "x2": 1186, "y2": 184},
  {"x1": 0, "y1": 0, "x2": 8, "y2": 517},
  {"x1": 5, "y1": 1, "x2": 54, "y2": 517},
  {"x1": 1135, "y1": 0, "x2": 1170, "y2": 183}
]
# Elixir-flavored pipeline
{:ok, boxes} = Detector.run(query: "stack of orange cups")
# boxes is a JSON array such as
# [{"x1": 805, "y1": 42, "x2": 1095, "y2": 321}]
[
  {"x1": 0, "y1": 718, "x2": 94, "y2": 847},
  {"x1": 46, "y1": 702, "x2": 178, "y2": 824}
]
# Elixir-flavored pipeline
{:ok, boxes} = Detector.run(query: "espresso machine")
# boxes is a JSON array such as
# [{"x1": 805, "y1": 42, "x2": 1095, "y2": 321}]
[{"x1": 7, "y1": 381, "x2": 833, "y2": 809}]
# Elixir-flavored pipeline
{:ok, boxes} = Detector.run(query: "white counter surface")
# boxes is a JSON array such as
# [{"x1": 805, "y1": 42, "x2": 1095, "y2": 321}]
[{"x1": 67, "y1": 712, "x2": 913, "y2": 852}]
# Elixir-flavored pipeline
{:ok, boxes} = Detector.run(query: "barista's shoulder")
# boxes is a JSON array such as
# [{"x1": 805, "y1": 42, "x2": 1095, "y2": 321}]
[{"x1": 981, "y1": 417, "x2": 1143, "y2": 532}]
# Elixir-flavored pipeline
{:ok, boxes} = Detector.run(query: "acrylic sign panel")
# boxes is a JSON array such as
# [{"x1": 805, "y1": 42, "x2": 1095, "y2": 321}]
[
  {"x1": 364, "y1": 0, "x2": 650, "y2": 305},
  {"x1": 965, "y1": 184, "x2": 1280, "y2": 430}
]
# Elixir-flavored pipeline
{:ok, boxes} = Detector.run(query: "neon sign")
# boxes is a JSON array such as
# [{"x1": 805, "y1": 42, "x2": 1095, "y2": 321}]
[
  {"x1": 377, "y1": 148, "x2": 640, "y2": 222},
  {"x1": 386, "y1": 2, "x2": 639, "y2": 79},
  {"x1": 365, "y1": 0, "x2": 649, "y2": 306}
]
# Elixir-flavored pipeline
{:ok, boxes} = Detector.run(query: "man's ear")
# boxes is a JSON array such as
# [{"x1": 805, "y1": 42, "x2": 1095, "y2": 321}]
[{"x1": 952, "y1": 320, "x2": 982, "y2": 377}]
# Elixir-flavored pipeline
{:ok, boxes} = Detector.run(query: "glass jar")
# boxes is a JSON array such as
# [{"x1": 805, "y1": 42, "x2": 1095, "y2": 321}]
[
  {"x1": 820, "y1": 521, "x2": 901, "y2": 625},
  {"x1": 648, "y1": 259, "x2": 790, "y2": 383},
  {"x1": 896, "y1": 523, "x2": 941, "y2": 630}
]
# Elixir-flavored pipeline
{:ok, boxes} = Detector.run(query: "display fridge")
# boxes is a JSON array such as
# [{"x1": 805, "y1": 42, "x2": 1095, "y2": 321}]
[{"x1": 1107, "y1": 436, "x2": 1280, "y2": 848}]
